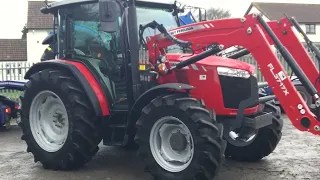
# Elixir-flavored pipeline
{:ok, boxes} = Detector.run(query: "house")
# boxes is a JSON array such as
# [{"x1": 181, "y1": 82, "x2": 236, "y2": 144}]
[
  {"x1": 0, "y1": 39, "x2": 27, "y2": 80},
  {"x1": 26, "y1": 1, "x2": 53, "y2": 63},
  {"x1": 245, "y1": 2, "x2": 320, "y2": 51},
  {"x1": 0, "y1": 1, "x2": 52, "y2": 80}
]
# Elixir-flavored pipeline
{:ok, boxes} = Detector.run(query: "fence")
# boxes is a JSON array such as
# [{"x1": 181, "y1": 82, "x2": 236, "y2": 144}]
[
  {"x1": 238, "y1": 52, "x2": 319, "y2": 82},
  {"x1": 0, "y1": 62, "x2": 33, "y2": 101}
]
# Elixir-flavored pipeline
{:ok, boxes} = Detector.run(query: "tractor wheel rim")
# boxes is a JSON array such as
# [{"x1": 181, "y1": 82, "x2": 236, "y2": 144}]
[
  {"x1": 149, "y1": 116, "x2": 194, "y2": 173},
  {"x1": 227, "y1": 130, "x2": 258, "y2": 147},
  {"x1": 29, "y1": 90, "x2": 69, "y2": 153}
]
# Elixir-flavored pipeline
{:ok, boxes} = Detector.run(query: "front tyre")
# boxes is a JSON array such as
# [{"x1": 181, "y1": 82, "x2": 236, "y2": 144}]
[
  {"x1": 135, "y1": 93, "x2": 226, "y2": 180},
  {"x1": 20, "y1": 69, "x2": 102, "y2": 170},
  {"x1": 225, "y1": 100, "x2": 283, "y2": 161}
]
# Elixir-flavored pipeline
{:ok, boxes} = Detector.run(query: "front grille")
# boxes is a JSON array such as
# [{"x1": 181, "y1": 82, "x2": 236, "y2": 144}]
[{"x1": 219, "y1": 75, "x2": 253, "y2": 109}]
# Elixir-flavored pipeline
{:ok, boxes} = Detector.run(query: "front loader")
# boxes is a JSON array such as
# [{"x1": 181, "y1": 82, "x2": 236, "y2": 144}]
[{"x1": 18, "y1": 0, "x2": 320, "y2": 180}]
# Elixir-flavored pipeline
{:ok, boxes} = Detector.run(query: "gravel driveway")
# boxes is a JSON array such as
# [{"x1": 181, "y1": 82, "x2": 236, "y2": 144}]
[{"x1": 0, "y1": 115, "x2": 319, "y2": 180}]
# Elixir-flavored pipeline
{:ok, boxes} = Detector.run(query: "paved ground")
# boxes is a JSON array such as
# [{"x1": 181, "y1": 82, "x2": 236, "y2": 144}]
[{"x1": 1, "y1": 115, "x2": 320, "y2": 180}]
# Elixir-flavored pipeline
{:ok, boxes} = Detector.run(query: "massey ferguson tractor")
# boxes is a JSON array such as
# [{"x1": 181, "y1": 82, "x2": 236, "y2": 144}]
[{"x1": 19, "y1": 0, "x2": 320, "y2": 179}]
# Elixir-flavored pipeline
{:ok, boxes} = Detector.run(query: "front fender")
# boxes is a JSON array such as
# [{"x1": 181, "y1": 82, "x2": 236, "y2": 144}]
[
  {"x1": 125, "y1": 83, "x2": 195, "y2": 137},
  {"x1": 25, "y1": 60, "x2": 110, "y2": 116}
]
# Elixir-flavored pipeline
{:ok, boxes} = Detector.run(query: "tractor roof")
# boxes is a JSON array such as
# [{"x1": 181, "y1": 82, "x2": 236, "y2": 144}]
[{"x1": 41, "y1": 0, "x2": 176, "y2": 14}]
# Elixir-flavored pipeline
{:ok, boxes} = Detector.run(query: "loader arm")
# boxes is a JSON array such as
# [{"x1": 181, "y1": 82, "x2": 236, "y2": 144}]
[
  {"x1": 145, "y1": 13, "x2": 320, "y2": 135},
  {"x1": 227, "y1": 18, "x2": 320, "y2": 103},
  {"x1": 264, "y1": 18, "x2": 320, "y2": 91}
]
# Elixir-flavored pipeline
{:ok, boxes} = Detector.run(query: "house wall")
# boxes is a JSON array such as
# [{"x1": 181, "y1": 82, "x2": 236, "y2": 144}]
[
  {"x1": 248, "y1": 6, "x2": 320, "y2": 43},
  {"x1": 27, "y1": 29, "x2": 51, "y2": 63},
  {"x1": 296, "y1": 24, "x2": 320, "y2": 42}
]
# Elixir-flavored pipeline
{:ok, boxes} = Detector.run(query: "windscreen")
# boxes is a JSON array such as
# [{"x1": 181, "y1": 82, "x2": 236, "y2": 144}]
[
  {"x1": 136, "y1": 7, "x2": 178, "y2": 36},
  {"x1": 57, "y1": 2, "x2": 183, "y2": 57},
  {"x1": 136, "y1": 6, "x2": 183, "y2": 53}
]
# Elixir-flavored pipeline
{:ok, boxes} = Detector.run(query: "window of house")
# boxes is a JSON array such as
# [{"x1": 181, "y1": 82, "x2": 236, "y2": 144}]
[{"x1": 306, "y1": 24, "x2": 316, "y2": 34}]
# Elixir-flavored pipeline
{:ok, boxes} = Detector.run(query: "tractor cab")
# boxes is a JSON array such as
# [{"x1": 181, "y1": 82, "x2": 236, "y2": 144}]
[{"x1": 49, "y1": 0, "x2": 183, "y2": 111}]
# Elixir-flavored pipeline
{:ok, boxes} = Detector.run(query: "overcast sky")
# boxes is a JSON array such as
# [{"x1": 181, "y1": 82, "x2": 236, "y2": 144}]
[{"x1": 1, "y1": 0, "x2": 320, "y2": 39}]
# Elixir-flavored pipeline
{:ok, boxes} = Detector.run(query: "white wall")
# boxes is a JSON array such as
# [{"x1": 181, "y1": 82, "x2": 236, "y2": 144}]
[
  {"x1": 295, "y1": 24, "x2": 320, "y2": 42},
  {"x1": 27, "y1": 29, "x2": 51, "y2": 63},
  {"x1": 248, "y1": 6, "x2": 320, "y2": 43}
]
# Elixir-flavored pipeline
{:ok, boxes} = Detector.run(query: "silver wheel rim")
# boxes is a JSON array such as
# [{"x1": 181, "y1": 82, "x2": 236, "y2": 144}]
[
  {"x1": 149, "y1": 116, "x2": 194, "y2": 173},
  {"x1": 29, "y1": 90, "x2": 69, "y2": 153},
  {"x1": 227, "y1": 130, "x2": 258, "y2": 147}
]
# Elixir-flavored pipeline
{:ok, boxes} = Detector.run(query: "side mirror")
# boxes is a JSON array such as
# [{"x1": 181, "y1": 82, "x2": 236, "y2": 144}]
[{"x1": 99, "y1": 0, "x2": 121, "y2": 32}]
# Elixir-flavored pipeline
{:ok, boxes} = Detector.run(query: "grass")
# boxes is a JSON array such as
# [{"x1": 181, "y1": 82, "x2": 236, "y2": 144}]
[{"x1": 0, "y1": 89, "x2": 22, "y2": 102}]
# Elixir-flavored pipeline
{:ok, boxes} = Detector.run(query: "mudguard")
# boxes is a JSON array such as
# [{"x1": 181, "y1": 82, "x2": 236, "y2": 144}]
[
  {"x1": 126, "y1": 83, "x2": 195, "y2": 135},
  {"x1": 25, "y1": 60, "x2": 110, "y2": 116}
]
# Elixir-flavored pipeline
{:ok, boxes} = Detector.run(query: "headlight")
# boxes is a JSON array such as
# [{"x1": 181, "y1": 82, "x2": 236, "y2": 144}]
[{"x1": 217, "y1": 67, "x2": 250, "y2": 79}]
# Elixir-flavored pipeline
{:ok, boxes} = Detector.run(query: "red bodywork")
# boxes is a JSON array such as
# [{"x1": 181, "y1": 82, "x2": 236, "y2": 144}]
[
  {"x1": 145, "y1": 13, "x2": 320, "y2": 135},
  {"x1": 158, "y1": 54, "x2": 258, "y2": 116},
  {"x1": 60, "y1": 60, "x2": 110, "y2": 116}
]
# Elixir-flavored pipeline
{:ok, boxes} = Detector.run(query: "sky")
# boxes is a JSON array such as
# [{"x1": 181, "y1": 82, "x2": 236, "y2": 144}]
[{"x1": 1, "y1": 0, "x2": 320, "y2": 39}]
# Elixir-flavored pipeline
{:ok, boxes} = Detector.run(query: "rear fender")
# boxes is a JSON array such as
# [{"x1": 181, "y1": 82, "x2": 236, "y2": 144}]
[
  {"x1": 125, "y1": 83, "x2": 195, "y2": 136},
  {"x1": 25, "y1": 60, "x2": 110, "y2": 116}
]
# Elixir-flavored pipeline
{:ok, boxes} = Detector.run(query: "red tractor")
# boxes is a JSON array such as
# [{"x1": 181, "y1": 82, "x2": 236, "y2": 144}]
[{"x1": 20, "y1": 0, "x2": 320, "y2": 179}]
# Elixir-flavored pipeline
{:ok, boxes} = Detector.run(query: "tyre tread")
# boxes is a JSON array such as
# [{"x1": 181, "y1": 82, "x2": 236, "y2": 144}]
[
  {"x1": 225, "y1": 100, "x2": 283, "y2": 162},
  {"x1": 135, "y1": 93, "x2": 225, "y2": 180},
  {"x1": 20, "y1": 69, "x2": 102, "y2": 170}
]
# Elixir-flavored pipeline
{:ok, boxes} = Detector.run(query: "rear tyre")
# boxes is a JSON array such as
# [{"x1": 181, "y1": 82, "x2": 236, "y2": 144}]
[
  {"x1": 295, "y1": 85, "x2": 312, "y2": 107},
  {"x1": 225, "y1": 100, "x2": 283, "y2": 161},
  {"x1": 20, "y1": 69, "x2": 102, "y2": 170},
  {"x1": 135, "y1": 93, "x2": 226, "y2": 180}
]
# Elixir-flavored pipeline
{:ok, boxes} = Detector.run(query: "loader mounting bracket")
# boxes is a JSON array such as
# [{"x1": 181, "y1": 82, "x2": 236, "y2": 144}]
[
  {"x1": 242, "y1": 112, "x2": 273, "y2": 129},
  {"x1": 219, "y1": 75, "x2": 273, "y2": 131}
]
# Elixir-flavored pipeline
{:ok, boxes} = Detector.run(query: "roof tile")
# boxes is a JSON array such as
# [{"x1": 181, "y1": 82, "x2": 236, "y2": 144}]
[
  {"x1": 27, "y1": 1, "x2": 54, "y2": 29},
  {"x1": 0, "y1": 39, "x2": 27, "y2": 61},
  {"x1": 249, "y1": 2, "x2": 320, "y2": 23}
]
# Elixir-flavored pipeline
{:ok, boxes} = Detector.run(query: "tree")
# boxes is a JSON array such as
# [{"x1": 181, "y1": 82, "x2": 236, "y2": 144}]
[
  {"x1": 21, "y1": 25, "x2": 28, "y2": 39},
  {"x1": 205, "y1": 7, "x2": 231, "y2": 20}
]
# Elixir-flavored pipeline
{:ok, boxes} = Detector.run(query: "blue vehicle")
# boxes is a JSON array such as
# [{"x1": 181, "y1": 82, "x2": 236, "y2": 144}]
[
  {"x1": 0, "y1": 99, "x2": 17, "y2": 130},
  {"x1": 0, "y1": 81, "x2": 25, "y2": 130},
  {"x1": 260, "y1": 76, "x2": 312, "y2": 109}
]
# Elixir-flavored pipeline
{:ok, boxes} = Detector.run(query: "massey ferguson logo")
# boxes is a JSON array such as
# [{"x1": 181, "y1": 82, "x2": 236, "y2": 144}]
[
  {"x1": 267, "y1": 63, "x2": 289, "y2": 96},
  {"x1": 170, "y1": 27, "x2": 194, "y2": 36},
  {"x1": 157, "y1": 25, "x2": 205, "y2": 40}
]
